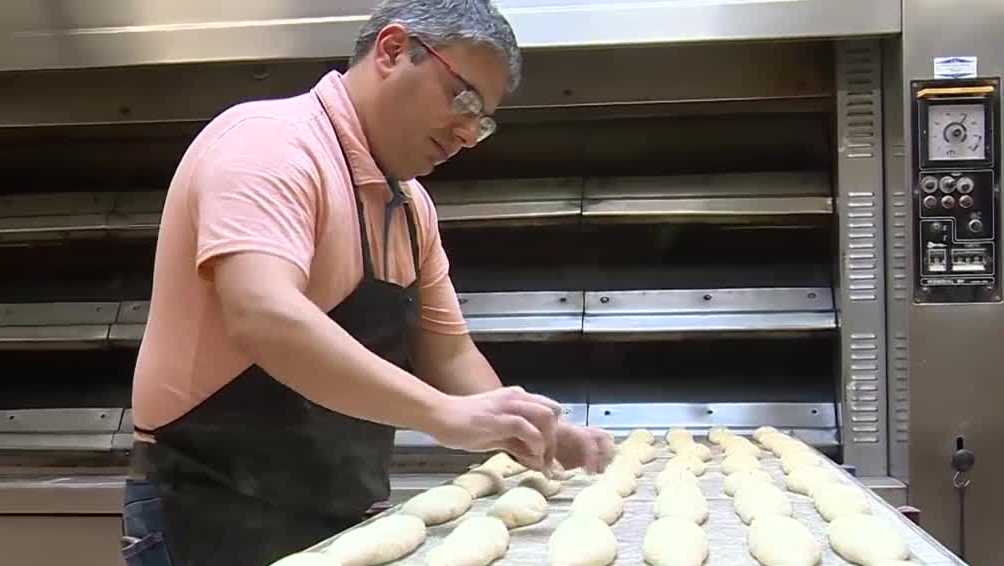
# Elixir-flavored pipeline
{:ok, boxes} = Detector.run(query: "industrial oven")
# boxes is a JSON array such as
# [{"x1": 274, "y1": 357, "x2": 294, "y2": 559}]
[{"x1": 0, "y1": 1, "x2": 1001, "y2": 565}]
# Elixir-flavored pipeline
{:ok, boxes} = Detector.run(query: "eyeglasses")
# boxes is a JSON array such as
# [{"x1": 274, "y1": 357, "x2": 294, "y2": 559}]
[{"x1": 411, "y1": 36, "x2": 497, "y2": 143}]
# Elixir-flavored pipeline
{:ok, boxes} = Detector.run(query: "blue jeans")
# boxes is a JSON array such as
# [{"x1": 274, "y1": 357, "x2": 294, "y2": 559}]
[{"x1": 121, "y1": 479, "x2": 174, "y2": 566}]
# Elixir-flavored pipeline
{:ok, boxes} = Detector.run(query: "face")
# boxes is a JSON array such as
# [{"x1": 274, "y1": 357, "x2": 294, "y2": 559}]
[{"x1": 366, "y1": 26, "x2": 510, "y2": 179}]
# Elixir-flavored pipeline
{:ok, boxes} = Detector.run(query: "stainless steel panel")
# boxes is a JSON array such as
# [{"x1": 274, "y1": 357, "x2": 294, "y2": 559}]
[
  {"x1": 0, "y1": 191, "x2": 114, "y2": 216},
  {"x1": 427, "y1": 178, "x2": 583, "y2": 204},
  {"x1": 586, "y1": 402, "x2": 836, "y2": 430},
  {"x1": 835, "y1": 40, "x2": 888, "y2": 478},
  {"x1": 0, "y1": 302, "x2": 118, "y2": 325},
  {"x1": 903, "y1": 1, "x2": 1004, "y2": 561},
  {"x1": 395, "y1": 404, "x2": 586, "y2": 447},
  {"x1": 460, "y1": 292, "x2": 583, "y2": 341},
  {"x1": 583, "y1": 288, "x2": 835, "y2": 338},
  {"x1": 584, "y1": 172, "x2": 831, "y2": 199},
  {"x1": 0, "y1": 325, "x2": 110, "y2": 349},
  {"x1": 0, "y1": 1, "x2": 899, "y2": 71},
  {"x1": 883, "y1": 38, "x2": 911, "y2": 485},
  {"x1": 437, "y1": 201, "x2": 581, "y2": 225},
  {"x1": 0, "y1": 192, "x2": 165, "y2": 242},
  {"x1": 0, "y1": 516, "x2": 124, "y2": 566},
  {"x1": 0, "y1": 475, "x2": 125, "y2": 514},
  {"x1": 860, "y1": 476, "x2": 909, "y2": 507},
  {"x1": 0, "y1": 409, "x2": 122, "y2": 433},
  {"x1": 115, "y1": 301, "x2": 150, "y2": 325},
  {"x1": 583, "y1": 196, "x2": 833, "y2": 221}
]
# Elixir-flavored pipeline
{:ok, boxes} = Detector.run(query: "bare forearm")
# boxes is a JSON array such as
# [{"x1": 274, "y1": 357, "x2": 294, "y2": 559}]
[
  {"x1": 424, "y1": 339, "x2": 503, "y2": 395},
  {"x1": 227, "y1": 290, "x2": 448, "y2": 433}
]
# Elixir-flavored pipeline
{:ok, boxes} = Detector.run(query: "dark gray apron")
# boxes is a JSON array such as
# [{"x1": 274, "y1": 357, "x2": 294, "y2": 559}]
[{"x1": 133, "y1": 164, "x2": 422, "y2": 565}]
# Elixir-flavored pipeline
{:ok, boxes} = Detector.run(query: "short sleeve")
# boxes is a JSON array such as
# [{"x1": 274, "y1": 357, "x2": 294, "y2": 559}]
[
  {"x1": 409, "y1": 182, "x2": 469, "y2": 335},
  {"x1": 191, "y1": 118, "x2": 320, "y2": 279}
]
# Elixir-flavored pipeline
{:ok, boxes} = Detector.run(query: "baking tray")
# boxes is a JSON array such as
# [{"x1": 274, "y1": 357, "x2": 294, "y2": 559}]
[{"x1": 307, "y1": 440, "x2": 968, "y2": 565}]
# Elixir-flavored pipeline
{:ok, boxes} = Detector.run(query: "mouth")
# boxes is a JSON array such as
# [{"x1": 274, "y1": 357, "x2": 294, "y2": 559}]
[{"x1": 430, "y1": 138, "x2": 449, "y2": 163}]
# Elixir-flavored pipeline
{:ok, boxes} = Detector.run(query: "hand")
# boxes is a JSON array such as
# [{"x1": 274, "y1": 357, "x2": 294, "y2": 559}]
[
  {"x1": 554, "y1": 423, "x2": 615, "y2": 474},
  {"x1": 425, "y1": 386, "x2": 562, "y2": 471}
]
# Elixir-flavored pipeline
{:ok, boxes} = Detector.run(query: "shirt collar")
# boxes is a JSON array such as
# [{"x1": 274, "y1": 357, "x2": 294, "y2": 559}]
[{"x1": 313, "y1": 69, "x2": 393, "y2": 188}]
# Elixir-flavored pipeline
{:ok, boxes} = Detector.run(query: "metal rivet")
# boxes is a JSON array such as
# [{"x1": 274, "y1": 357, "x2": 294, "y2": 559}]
[
  {"x1": 808, "y1": 292, "x2": 817, "y2": 299},
  {"x1": 559, "y1": 297, "x2": 567, "y2": 303},
  {"x1": 811, "y1": 409, "x2": 819, "y2": 415},
  {"x1": 706, "y1": 409, "x2": 714, "y2": 415},
  {"x1": 459, "y1": 298, "x2": 468, "y2": 305},
  {"x1": 703, "y1": 294, "x2": 712, "y2": 301},
  {"x1": 600, "y1": 296, "x2": 610, "y2": 304},
  {"x1": 604, "y1": 410, "x2": 611, "y2": 416}
]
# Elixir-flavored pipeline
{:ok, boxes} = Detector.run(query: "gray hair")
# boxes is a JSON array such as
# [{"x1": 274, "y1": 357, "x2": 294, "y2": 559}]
[{"x1": 351, "y1": 0, "x2": 522, "y2": 92}]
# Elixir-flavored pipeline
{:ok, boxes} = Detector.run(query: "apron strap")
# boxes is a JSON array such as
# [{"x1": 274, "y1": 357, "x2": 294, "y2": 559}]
[
  {"x1": 352, "y1": 185, "x2": 377, "y2": 279},
  {"x1": 383, "y1": 178, "x2": 422, "y2": 281}
]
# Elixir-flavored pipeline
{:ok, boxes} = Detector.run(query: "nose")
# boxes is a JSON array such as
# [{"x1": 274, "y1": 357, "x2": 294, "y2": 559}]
[{"x1": 452, "y1": 116, "x2": 481, "y2": 149}]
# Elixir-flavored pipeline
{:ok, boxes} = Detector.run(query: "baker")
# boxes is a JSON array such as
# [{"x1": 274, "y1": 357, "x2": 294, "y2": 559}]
[{"x1": 121, "y1": 1, "x2": 614, "y2": 565}]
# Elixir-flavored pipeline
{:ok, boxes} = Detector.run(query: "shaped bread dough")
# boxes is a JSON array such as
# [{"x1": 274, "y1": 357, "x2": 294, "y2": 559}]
[
  {"x1": 654, "y1": 482, "x2": 708, "y2": 525},
  {"x1": 722, "y1": 453, "x2": 760, "y2": 475},
  {"x1": 643, "y1": 516, "x2": 709, "y2": 566},
  {"x1": 401, "y1": 485, "x2": 472, "y2": 525},
  {"x1": 550, "y1": 462, "x2": 578, "y2": 481},
  {"x1": 626, "y1": 428, "x2": 656, "y2": 445},
  {"x1": 673, "y1": 442, "x2": 711, "y2": 462},
  {"x1": 828, "y1": 514, "x2": 910, "y2": 564},
  {"x1": 781, "y1": 452, "x2": 823, "y2": 475},
  {"x1": 723, "y1": 438, "x2": 763, "y2": 460},
  {"x1": 489, "y1": 486, "x2": 548, "y2": 528},
  {"x1": 813, "y1": 484, "x2": 871, "y2": 522},
  {"x1": 480, "y1": 452, "x2": 526, "y2": 477},
  {"x1": 872, "y1": 562, "x2": 916, "y2": 566},
  {"x1": 759, "y1": 432, "x2": 798, "y2": 455},
  {"x1": 753, "y1": 426, "x2": 779, "y2": 443},
  {"x1": 453, "y1": 468, "x2": 505, "y2": 498},
  {"x1": 519, "y1": 470, "x2": 562, "y2": 498},
  {"x1": 620, "y1": 440, "x2": 657, "y2": 463},
  {"x1": 669, "y1": 454, "x2": 706, "y2": 477},
  {"x1": 748, "y1": 514, "x2": 822, "y2": 566},
  {"x1": 426, "y1": 516, "x2": 510, "y2": 566},
  {"x1": 734, "y1": 482, "x2": 792, "y2": 525},
  {"x1": 656, "y1": 463, "x2": 700, "y2": 491},
  {"x1": 708, "y1": 426, "x2": 731, "y2": 445},
  {"x1": 666, "y1": 428, "x2": 695, "y2": 451},
  {"x1": 724, "y1": 468, "x2": 774, "y2": 497},
  {"x1": 325, "y1": 514, "x2": 426, "y2": 566},
  {"x1": 548, "y1": 515, "x2": 617, "y2": 566},
  {"x1": 597, "y1": 467, "x2": 637, "y2": 497},
  {"x1": 570, "y1": 482, "x2": 624, "y2": 525},
  {"x1": 785, "y1": 466, "x2": 838, "y2": 497},
  {"x1": 608, "y1": 454, "x2": 643, "y2": 477},
  {"x1": 269, "y1": 553, "x2": 338, "y2": 566}
]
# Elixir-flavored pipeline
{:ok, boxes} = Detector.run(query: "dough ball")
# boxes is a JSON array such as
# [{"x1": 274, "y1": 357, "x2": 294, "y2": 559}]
[
  {"x1": 400, "y1": 485, "x2": 472, "y2": 525},
  {"x1": 607, "y1": 454, "x2": 643, "y2": 478},
  {"x1": 785, "y1": 466, "x2": 838, "y2": 497},
  {"x1": 725, "y1": 468, "x2": 774, "y2": 497},
  {"x1": 619, "y1": 440, "x2": 657, "y2": 464},
  {"x1": 597, "y1": 467, "x2": 637, "y2": 497},
  {"x1": 325, "y1": 514, "x2": 425, "y2": 566},
  {"x1": 723, "y1": 439, "x2": 763, "y2": 460},
  {"x1": 625, "y1": 428, "x2": 655, "y2": 445},
  {"x1": 654, "y1": 481, "x2": 708, "y2": 525},
  {"x1": 656, "y1": 462, "x2": 700, "y2": 492},
  {"x1": 570, "y1": 482, "x2": 624, "y2": 525},
  {"x1": 550, "y1": 461, "x2": 577, "y2": 481},
  {"x1": 643, "y1": 516, "x2": 709, "y2": 566},
  {"x1": 748, "y1": 514, "x2": 822, "y2": 566},
  {"x1": 707, "y1": 426, "x2": 731, "y2": 445},
  {"x1": 426, "y1": 516, "x2": 510, "y2": 566},
  {"x1": 753, "y1": 426, "x2": 779, "y2": 443},
  {"x1": 480, "y1": 452, "x2": 526, "y2": 477},
  {"x1": 453, "y1": 467, "x2": 505, "y2": 498},
  {"x1": 548, "y1": 515, "x2": 617, "y2": 566},
  {"x1": 828, "y1": 514, "x2": 910, "y2": 564},
  {"x1": 781, "y1": 452, "x2": 823, "y2": 475},
  {"x1": 518, "y1": 470, "x2": 563, "y2": 498},
  {"x1": 734, "y1": 482, "x2": 792, "y2": 525},
  {"x1": 268, "y1": 553, "x2": 336, "y2": 566},
  {"x1": 722, "y1": 453, "x2": 760, "y2": 475},
  {"x1": 673, "y1": 442, "x2": 711, "y2": 462},
  {"x1": 666, "y1": 428, "x2": 695, "y2": 452},
  {"x1": 489, "y1": 486, "x2": 548, "y2": 528},
  {"x1": 813, "y1": 484, "x2": 871, "y2": 522},
  {"x1": 669, "y1": 453, "x2": 706, "y2": 477}
]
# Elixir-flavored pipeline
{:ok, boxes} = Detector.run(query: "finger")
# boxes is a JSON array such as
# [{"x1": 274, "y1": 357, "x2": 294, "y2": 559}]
[
  {"x1": 508, "y1": 400, "x2": 559, "y2": 469},
  {"x1": 502, "y1": 438, "x2": 543, "y2": 471},
  {"x1": 524, "y1": 392, "x2": 565, "y2": 417},
  {"x1": 496, "y1": 414, "x2": 546, "y2": 466}
]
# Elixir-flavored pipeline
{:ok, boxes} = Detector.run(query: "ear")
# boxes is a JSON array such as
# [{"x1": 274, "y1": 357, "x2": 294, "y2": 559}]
[{"x1": 372, "y1": 24, "x2": 411, "y2": 79}]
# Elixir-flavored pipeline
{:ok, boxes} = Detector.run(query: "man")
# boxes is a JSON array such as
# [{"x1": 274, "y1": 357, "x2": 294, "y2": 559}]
[{"x1": 121, "y1": 1, "x2": 614, "y2": 565}]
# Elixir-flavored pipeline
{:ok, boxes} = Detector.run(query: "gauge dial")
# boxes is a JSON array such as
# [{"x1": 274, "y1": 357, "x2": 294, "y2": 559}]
[{"x1": 928, "y1": 104, "x2": 986, "y2": 161}]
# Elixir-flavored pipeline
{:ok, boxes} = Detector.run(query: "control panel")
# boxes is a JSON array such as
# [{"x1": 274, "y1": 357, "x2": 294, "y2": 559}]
[{"x1": 912, "y1": 78, "x2": 1001, "y2": 303}]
